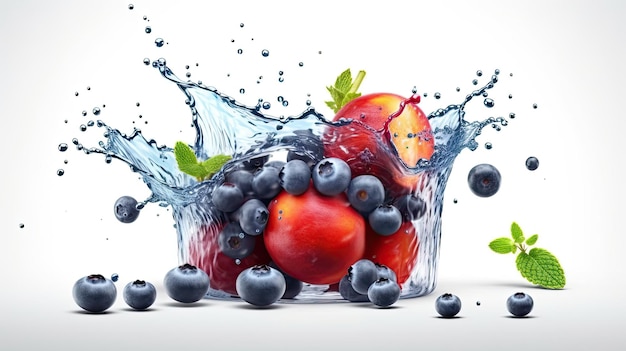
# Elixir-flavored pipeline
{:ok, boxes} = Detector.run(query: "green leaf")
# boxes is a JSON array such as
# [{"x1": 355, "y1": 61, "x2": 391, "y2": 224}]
[
  {"x1": 175, "y1": 142, "x2": 207, "y2": 179},
  {"x1": 325, "y1": 68, "x2": 366, "y2": 113},
  {"x1": 515, "y1": 248, "x2": 566, "y2": 289},
  {"x1": 526, "y1": 234, "x2": 539, "y2": 246},
  {"x1": 201, "y1": 154, "x2": 232, "y2": 179},
  {"x1": 511, "y1": 222, "x2": 525, "y2": 244},
  {"x1": 489, "y1": 237, "x2": 515, "y2": 254}
]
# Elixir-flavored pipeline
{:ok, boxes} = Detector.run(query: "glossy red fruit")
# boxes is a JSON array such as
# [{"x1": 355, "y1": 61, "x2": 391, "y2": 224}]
[
  {"x1": 363, "y1": 221, "x2": 419, "y2": 285},
  {"x1": 323, "y1": 93, "x2": 434, "y2": 195},
  {"x1": 263, "y1": 185, "x2": 366, "y2": 285},
  {"x1": 188, "y1": 224, "x2": 271, "y2": 295}
]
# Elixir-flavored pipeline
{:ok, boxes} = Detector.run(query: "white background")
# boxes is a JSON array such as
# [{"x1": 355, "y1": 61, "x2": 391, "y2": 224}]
[{"x1": 1, "y1": 0, "x2": 625, "y2": 350}]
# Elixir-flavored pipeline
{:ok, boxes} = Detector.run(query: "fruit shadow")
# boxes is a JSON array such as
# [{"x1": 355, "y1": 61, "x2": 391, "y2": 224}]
[
  {"x1": 503, "y1": 315, "x2": 537, "y2": 319},
  {"x1": 432, "y1": 316, "x2": 464, "y2": 319},
  {"x1": 486, "y1": 281, "x2": 568, "y2": 291},
  {"x1": 162, "y1": 300, "x2": 211, "y2": 308},
  {"x1": 233, "y1": 303, "x2": 285, "y2": 310},
  {"x1": 70, "y1": 310, "x2": 117, "y2": 315}
]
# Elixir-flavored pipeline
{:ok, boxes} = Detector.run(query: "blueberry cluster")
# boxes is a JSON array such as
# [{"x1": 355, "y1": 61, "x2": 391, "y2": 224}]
[{"x1": 339, "y1": 259, "x2": 401, "y2": 307}]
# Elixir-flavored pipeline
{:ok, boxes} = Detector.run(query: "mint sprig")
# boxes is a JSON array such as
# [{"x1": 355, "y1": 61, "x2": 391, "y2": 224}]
[
  {"x1": 325, "y1": 68, "x2": 366, "y2": 113},
  {"x1": 489, "y1": 222, "x2": 566, "y2": 289},
  {"x1": 174, "y1": 141, "x2": 231, "y2": 182}
]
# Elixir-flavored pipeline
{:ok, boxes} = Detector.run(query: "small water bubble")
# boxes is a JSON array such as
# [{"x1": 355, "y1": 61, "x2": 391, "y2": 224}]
[
  {"x1": 476, "y1": 301, "x2": 481, "y2": 306},
  {"x1": 80, "y1": 124, "x2": 87, "y2": 132},
  {"x1": 87, "y1": 120, "x2": 95, "y2": 127},
  {"x1": 92, "y1": 107, "x2": 101, "y2": 115},
  {"x1": 64, "y1": 159, "x2": 68, "y2": 164},
  {"x1": 277, "y1": 96, "x2": 284, "y2": 102},
  {"x1": 155, "y1": 38, "x2": 164, "y2": 47},
  {"x1": 412, "y1": 86, "x2": 417, "y2": 94},
  {"x1": 525, "y1": 156, "x2": 539, "y2": 171},
  {"x1": 423, "y1": 92, "x2": 428, "y2": 97},
  {"x1": 86, "y1": 86, "x2": 91, "y2": 90},
  {"x1": 533, "y1": 103, "x2": 538, "y2": 109},
  {"x1": 239, "y1": 88, "x2": 245, "y2": 94},
  {"x1": 145, "y1": 26, "x2": 151, "y2": 33},
  {"x1": 476, "y1": 70, "x2": 483, "y2": 77},
  {"x1": 491, "y1": 75, "x2": 498, "y2": 83},
  {"x1": 64, "y1": 119, "x2": 68, "y2": 123},
  {"x1": 237, "y1": 48, "x2": 243, "y2": 54},
  {"x1": 235, "y1": 258, "x2": 242, "y2": 265},
  {"x1": 298, "y1": 62, "x2": 304, "y2": 67},
  {"x1": 510, "y1": 72, "x2": 513, "y2": 77},
  {"x1": 278, "y1": 71, "x2": 284, "y2": 76},
  {"x1": 509, "y1": 112, "x2": 516, "y2": 119},
  {"x1": 81, "y1": 110, "x2": 87, "y2": 117},
  {"x1": 456, "y1": 87, "x2": 461, "y2": 92},
  {"x1": 453, "y1": 198, "x2": 458, "y2": 204},
  {"x1": 494, "y1": 69, "x2": 500, "y2": 75},
  {"x1": 472, "y1": 79, "x2": 478, "y2": 85},
  {"x1": 72, "y1": 138, "x2": 79, "y2": 145},
  {"x1": 240, "y1": 23, "x2": 244, "y2": 28},
  {"x1": 19, "y1": 223, "x2": 24, "y2": 229},
  {"x1": 186, "y1": 72, "x2": 191, "y2": 78},
  {"x1": 278, "y1": 77, "x2": 284, "y2": 83},
  {"x1": 434, "y1": 92, "x2": 441, "y2": 99},
  {"x1": 111, "y1": 273, "x2": 119, "y2": 282},
  {"x1": 57, "y1": 169, "x2": 65, "y2": 176},
  {"x1": 58, "y1": 143, "x2": 68, "y2": 152},
  {"x1": 128, "y1": 4, "x2": 134, "y2": 10},
  {"x1": 483, "y1": 98, "x2": 495, "y2": 108},
  {"x1": 282, "y1": 100, "x2": 288, "y2": 107},
  {"x1": 508, "y1": 94, "x2": 513, "y2": 99},
  {"x1": 74, "y1": 91, "x2": 79, "y2": 96},
  {"x1": 143, "y1": 58, "x2": 150, "y2": 65},
  {"x1": 485, "y1": 142, "x2": 493, "y2": 150},
  {"x1": 262, "y1": 49, "x2": 269, "y2": 57},
  {"x1": 143, "y1": 15, "x2": 147, "y2": 20}
]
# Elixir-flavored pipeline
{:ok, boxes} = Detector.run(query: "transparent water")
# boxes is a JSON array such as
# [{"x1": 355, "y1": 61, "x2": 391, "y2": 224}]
[{"x1": 71, "y1": 56, "x2": 508, "y2": 302}]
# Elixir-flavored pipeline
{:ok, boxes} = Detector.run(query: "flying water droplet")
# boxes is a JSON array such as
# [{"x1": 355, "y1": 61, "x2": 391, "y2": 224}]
[
  {"x1": 261, "y1": 49, "x2": 269, "y2": 57},
  {"x1": 57, "y1": 169, "x2": 65, "y2": 176},
  {"x1": 434, "y1": 92, "x2": 441, "y2": 99},
  {"x1": 58, "y1": 143, "x2": 68, "y2": 152},
  {"x1": 92, "y1": 107, "x2": 101, "y2": 115},
  {"x1": 485, "y1": 142, "x2": 493, "y2": 149},
  {"x1": 483, "y1": 98, "x2": 495, "y2": 108},
  {"x1": 155, "y1": 38, "x2": 164, "y2": 47},
  {"x1": 145, "y1": 26, "x2": 151, "y2": 34}
]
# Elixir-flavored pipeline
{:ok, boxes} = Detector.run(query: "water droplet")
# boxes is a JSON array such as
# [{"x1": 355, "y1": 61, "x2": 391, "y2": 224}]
[
  {"x1": 485, "y1": 142, "x2": 493, "y2": 149},
  {"x1": 19, "y1": 223, "x2": 25, "y2": 228},
  {"x1": 239, "y1": 23, "x2": 244, "y2": 28},
  {"x1": 494, "y1": 69, "x2": 500, "y2": 75},
  {"x1": 186, "y1": 72, "x2": 191, "y2": 78},
  {"x1": 423, "y1": 92, "x2": 428, "y2": 97},
  {"x1": 510, "y1": 72, "x2": 514, "y2": 77},
  {"x1": 306, "y1": 100, "x2": 311, "y2": 106},
  {"x1": 74, "y1": 91, "x2": 79, "y2": 96},
  {"x1": 278, "y1": 77, "x2": 284, "y2": 83},
  {"x1": 72, "y1": 138, "x2": 79, "y2": 145},
  {"x1": 64, "y1": 159, "x2": 69, "y2": 164},
  {"x1": 476, "y1": 70, "x2": 483, "y2": 77},
  {"x1": 261, "y1": 49, "x2": 269, "y2": 57},
  {"x1": 453, "y1": 198, "x2": 458, "y2": 204},
  {"x1": 482, "y1": 91, "x2": 488, "y2": 97},
  {"x1": 58, "y1": 143, "x2": 68, "y2": 152},
  {"x1": 86, "y1": 86, "x2": 91, "y2": 90},
  {"x1": 277, "y1": 96, "x2": 284, "y2": 102},
  {"x1": 111, "y1": 273, "x2": 119, "y2": 282},
  {"x1": 456, "y1": 87, "x2": 461, "y2": 92},
  {"x1": 509, "y1": 112, "x2": 516, "y2": 119},
  {"x1": 64, "y1": 119, "x2": 68, "y2": 123},
  {"x1": 92, "y1": 107, "x2": 101, "y2": 115},
  {"x1": 282, "y1": 100, "x2": 288, "y2": 107},
  {"x1": 155, "y1": 38, "x2": 164, "y2": 47},
  {"x1": 483, "y1": 98, "x2": 495, "y2": 108},
  {"x1": 235, "y1": 259, "x2": 241, "y2": 265},
  {"x1": 476, "y1": 301, "x2": 481, "y2": 306},
  {"x1": 145, "y1": 26, "x2": 151, "y2": 34},
  {"x1": 508, "y1": 94, "x2": 513, "y2": 99},
  {"x1": 239, "y1": 88, "x2": 245, "y2": 94},
  {"x1": 143, "y1": 58, "x2": 150, "y2": 65},
  {"x1": 472, "y1": 79, "x2": 478, "y2": 85},
  {"x1": 262, "y1": 102, "x2": 271, "y2": 109},
  {"x1": 237, "y1": 48, "x2": 243, "y2": 54},
  {"x1": 80, "y1": 124, "x2": 87, "y2": 132},
  {"x1": 525, "y1": 156, "x2": 539, "y2": 171},
  {"x1": 412, "y1": 86, "x2": 417, "y2": 94},
  {"x1": 298, "y1": 62, "x2": 304, "y2": 67},
  {"x1": 533, "y1": 103, "x2": 538, "y2": 109},
  {"x1": 128, "y1": 4, "x2": 134, "y2": 10},
  {"x1": 57, "y1": 169, "x2": 65, "y2": 176},
  {"x1": 278, "y1": 71, "x2": 284, "y2": 76},
  {"x1": 434, "y1": 92, "x2": 441, "y2": 99}
]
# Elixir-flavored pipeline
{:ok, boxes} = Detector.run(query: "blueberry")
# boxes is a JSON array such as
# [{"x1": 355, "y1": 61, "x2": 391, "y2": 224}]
[
  {"x1": 269, "y1": 262, "x2": 303, "y2": 299},
  {"x1": 237, "y1": 199, "x2": 269, "y2": 235},
  {"x1": 507, "y1": 292, "x2": 534, "y2": 317},
  {"x1": 346, "y1": 175, "x2": 385, "y2": 213},
  {"x1": 123, "y1": 279, "x2": 157, "y2": 310},
  {"x1": 236, "y1": 265, "x2": 286, "y2": 306},
  {"x1": 114, "y1": 196, "x2": 140, "y2": 223},
  {"x1": 367, "y1": 278, "x2": 401, "y2": 307},
  {"x1": 435, "y1": 293, "x2": 462, "y2": 318},
  {"x1": 218, "y1": 222, "x2": 256, "y2": 259},
  {"x1": 349, "y1": 259, "x2": 378, "y2": 295},
  {"x1": 312, "y1": 157, "x2": 351, "y2": 196},
  {"x1": 72, "y1": 274, "x2": 117, "y2": 312},
  {"x1": 163, "y1": 264, "x2": 210, "y2": 303},
  {"x1": 212, "y1": 183, "x2": 244, "y2": 212},
  {"x1": 279, "y1": 159, "x2": 311, "y2": 195},
  {"x1": 226, "y1": 170, "x2": 254, "y2": 196},
  {"x1": 525, "y1": 156, "x2": 539, "y2": 171},
  {"x1": 252, "y1": 166, "x2": 282, "y2": 199},
  {"x1": 375, "y1": 263, "x2": 397, "y2": 282},
  {"x1": 369, "y1": 205, "x2": 402, "y2": 235},
  {"x1": 338, "y1": 274, "x2": 370, "y2": 302},
  {"x1": 467, "y1": 163, "x2": 501, "y2": 197},
  {"x1": 393, "y1": 194, "x2": 427, "y2": 221}
]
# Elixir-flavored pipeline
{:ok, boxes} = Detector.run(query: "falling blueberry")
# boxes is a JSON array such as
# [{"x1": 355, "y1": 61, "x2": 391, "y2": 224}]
[{"x1": 525, "y1": 156, "x2": 539, "y2": 171}]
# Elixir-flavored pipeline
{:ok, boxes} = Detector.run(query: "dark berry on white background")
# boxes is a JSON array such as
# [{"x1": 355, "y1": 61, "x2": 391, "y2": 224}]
[
  {"x1": 236, "y1": 265, "x2": 286, "y2": 306},
  {"x1": 114, "y1": 196, "x2": 140, "y2": 223},
  {"x1": 72, "y1": 274, "x2": 117, "y2": 313},
  {"x1": 367, "y1": 278, "x2": 401, "y2": 307},
  {"x1": 123, "y1": 280, "x2": 157, "y2": 310},
  {"x1": 435, "y1": 293, "x2": 462, "y2": 317},
  {"x1": 507, "y1": 292, "x2": 534, "y2": 317},
  {"x1": 467, "y1": 163, "x2": 501, "y2": 197},
  {"x1": 525, "y1": 156, "x2": 539, "y2": 171}
]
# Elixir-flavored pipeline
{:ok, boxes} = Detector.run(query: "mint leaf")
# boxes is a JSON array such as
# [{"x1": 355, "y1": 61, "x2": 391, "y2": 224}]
[
  {"x1": 174, "y1": 141, "x2": 231, "y2": 181},
  {"x1": 526, "y1": 234, "x2": 539, "y2": 246},
  {"x1": 201, "y1": 155, "x2": 232, "y2": 179},
  {"x1": 325, "y1": 69, "x2": 366, "y2": 113},
  {"x1": 511, "y1": 222, "x2": 525, "y2": 244},
  {"x1": 488, "y1": 237, "x2": 515, "y2": 254},
  {"x1": 516, "y1": 248, "x2": 566, "y2": 289}
]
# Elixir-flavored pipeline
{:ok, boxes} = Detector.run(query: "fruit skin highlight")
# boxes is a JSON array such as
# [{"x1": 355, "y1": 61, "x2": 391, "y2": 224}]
[
  {"x1": 263, "y1": 185, "x2": 366, "y2": 285},
  {"x1": 323, "y1": 93, "x2": 434, "y2": 195}
]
